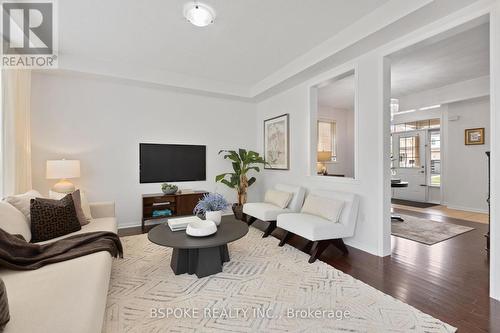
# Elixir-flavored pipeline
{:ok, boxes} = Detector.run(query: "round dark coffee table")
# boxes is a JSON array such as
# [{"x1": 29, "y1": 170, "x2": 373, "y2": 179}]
[{"x1": 148, "y1": 216, "x2": 248, "y2": 278}]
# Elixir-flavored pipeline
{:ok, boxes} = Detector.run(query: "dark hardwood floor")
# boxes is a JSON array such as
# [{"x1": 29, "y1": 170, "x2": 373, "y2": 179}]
[{"x1": 119, "y1": 208, "x2": 499, "y2": 332}]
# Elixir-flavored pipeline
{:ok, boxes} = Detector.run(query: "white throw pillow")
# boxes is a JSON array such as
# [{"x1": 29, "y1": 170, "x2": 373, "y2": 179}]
[
  {"x1": 4, "y1": 190, "x2": 42, "y2": 221},
  {"x1": 0, "y1": 201, "x2": 31, "y2": 241},
  {"x1": 264, "y1": 189, "x2": 293, "y2": 209},
  {"x1": 50, "y1": 189, "x2": 93, "y2": 222},
  {"x1": 301, "y1": 194, "x2": 344, "y2": 222}
]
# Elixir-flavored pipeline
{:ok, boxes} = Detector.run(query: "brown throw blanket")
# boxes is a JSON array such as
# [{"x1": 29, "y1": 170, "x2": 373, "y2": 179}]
[{"x1": 0, "y1": 228, "x2": 123, "y2": 270}]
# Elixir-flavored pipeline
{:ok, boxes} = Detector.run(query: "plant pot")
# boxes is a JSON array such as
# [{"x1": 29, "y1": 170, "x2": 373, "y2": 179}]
[
  {"x1": 205, "y1": 210, "x2": 222, "y2": 226},
  {"x1": 232, "y1": 203, "x2": 244, "y2": 221}
]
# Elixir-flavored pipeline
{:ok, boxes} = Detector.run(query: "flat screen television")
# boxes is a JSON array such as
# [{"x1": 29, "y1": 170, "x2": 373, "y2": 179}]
[{"x1": 139, "y1": 143, "x2": 206, "y2": 183}]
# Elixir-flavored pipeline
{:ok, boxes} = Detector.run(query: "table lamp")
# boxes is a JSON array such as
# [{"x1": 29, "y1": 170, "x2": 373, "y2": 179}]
[
  {"x1": 317, "y1": 151, "x2": 332, "y2": 175},
  {"x1": 46, "y1": 159, "x2": 81, "y2": 193}
]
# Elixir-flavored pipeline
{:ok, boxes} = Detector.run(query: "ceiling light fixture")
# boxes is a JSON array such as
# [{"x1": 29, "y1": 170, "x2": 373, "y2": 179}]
[{"x1": 183, "y1": 2, "x2": 215, "y2": 27}]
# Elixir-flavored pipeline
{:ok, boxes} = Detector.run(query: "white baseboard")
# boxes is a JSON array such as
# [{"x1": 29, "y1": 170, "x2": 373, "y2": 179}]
[
  {"x1": 118, "y1": 221, "x2": 145, "y2": 229},
  {"x1": 445, "y1": 204, "x2": 488, "y2": 214},
  {"x1": 344, "y1": 238, "x2": 379, "y2": 257}
]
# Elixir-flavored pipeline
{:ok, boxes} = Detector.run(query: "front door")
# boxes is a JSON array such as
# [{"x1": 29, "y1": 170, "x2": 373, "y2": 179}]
[{"x1": 392, "y1": 130, "x2": 427, "y2": 202}]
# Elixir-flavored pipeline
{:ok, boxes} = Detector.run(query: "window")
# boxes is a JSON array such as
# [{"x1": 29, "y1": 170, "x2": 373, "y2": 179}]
[
  {"x1": 430, "y1": 131, "x2": 441, "y2": 186},
  {"x1": 416, "y1": 120, "x2": 429, "y2": 129},
  {"x1": 394, "y1": 123, "x2": 406, "y2": 132},
  {"x1": 392, "y1": 118, "x2": 440, "y2": 133},
  {"x1": 317, "y1": 120, "x2": 336, "y2": 161},
  {"x1": 399, "y1": 135, "x2": 421, "y2": 168},
  {"x1": 405, "y1": 121, "x2": 417, "y2": 131}
]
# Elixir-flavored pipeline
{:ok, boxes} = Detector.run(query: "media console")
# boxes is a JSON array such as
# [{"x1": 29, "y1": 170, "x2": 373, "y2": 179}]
[{"x1": 141, "y1": 191, "x2": 208, "y2": 233}]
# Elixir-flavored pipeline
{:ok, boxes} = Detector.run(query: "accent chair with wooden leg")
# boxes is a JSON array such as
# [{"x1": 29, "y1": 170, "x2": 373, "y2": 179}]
[
  {"x1": 242, "y1": 184, "x2": 305, "y2": 238},
  {"x1": 277, "y1": 190, "x2": 360, "y2": 263}
]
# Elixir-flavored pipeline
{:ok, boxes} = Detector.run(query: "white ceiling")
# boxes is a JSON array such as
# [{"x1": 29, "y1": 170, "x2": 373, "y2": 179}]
[
  {"x1": 390, "y1": 23, "x2": 490, "y2": 97},
  {"x1": 57, "y1": 0, "x2": 392, "y2": 95},
  {"x1": 317, "y1": 23, "x2": 490, "y2": 110},
  {"x1": 318, "y1": 74, "x2": 355, "y2": 110}
]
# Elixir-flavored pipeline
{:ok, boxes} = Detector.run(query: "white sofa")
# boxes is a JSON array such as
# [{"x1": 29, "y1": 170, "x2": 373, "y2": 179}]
[
  {"x1": 277, "y1": 189, "x2": 359, "y2": 263},
  {"x1": 243, "y1": 184, "x2": 305, "y2": 237},
  {"x1": 0, "y1": 201, "x2": 117, "y2": 333}
]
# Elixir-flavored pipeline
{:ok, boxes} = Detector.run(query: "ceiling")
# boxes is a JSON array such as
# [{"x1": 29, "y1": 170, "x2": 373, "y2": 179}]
[
  {"x1": 317, "y1": 22, "x2": 490, "y2": 109},
  {"x1": 390, "y1": 23, "x2": 490, "y2": 97},
  {"x1": 318, "y1": 74, "x2": 355, "y2": 110},
  {"x1": 57, "y1": 0, "x2": 391, "y2": 95}
]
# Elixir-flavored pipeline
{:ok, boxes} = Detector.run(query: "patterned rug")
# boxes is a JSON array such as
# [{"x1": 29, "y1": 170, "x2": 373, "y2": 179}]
[
  {"x1": 392, "y1": 214, "x2": 474, "y2": 245},
  {"x1": 103, "y1": 227, "x2": 456, "y2": 332}
]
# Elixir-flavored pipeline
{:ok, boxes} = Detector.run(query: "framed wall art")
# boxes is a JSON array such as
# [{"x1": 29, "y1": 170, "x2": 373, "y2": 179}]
[
  {"x1": 264, "y1": 114, "x2": 289, "y2": 170},
  {"x1": 465, "y1": 128, "x2": 485, "y2": 145}
]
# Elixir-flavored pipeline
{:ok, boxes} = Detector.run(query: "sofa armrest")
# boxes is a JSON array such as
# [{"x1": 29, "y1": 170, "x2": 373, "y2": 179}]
[{"x1": 89, "y1": 201, "x2": 115, "y2": 219}]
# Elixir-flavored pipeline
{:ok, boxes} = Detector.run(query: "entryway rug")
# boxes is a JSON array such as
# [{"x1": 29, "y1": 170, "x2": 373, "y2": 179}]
[
  {"x1": 104, "y1": 227, "x2": 456, "y2": 332},
  {"x1": 392, "y1": 214, "x2": 474, "y2": 245},
  {"x1": 391, "y1": 198, "x2": 439, "y2": 208}
]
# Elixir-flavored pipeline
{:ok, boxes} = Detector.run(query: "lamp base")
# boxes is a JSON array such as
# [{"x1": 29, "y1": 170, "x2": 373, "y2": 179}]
[{"x1": 52, "y1": 180, "x2": 75, "y2": 193}]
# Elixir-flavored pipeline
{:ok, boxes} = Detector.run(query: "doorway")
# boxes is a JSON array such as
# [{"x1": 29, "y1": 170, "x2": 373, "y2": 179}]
[
  {"x1": 384, "y1": 16, "x2": 492, "y2": 297},
  {"x1": 392, "y1": 130, "x2": 427, "y2": 202},
  {"x1": 391, "y1": 118, "x2": 442, "y2": 204}
]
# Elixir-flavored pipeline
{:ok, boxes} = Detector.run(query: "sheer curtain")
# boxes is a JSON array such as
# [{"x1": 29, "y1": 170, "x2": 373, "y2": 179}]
[{"x1": 1, "y1": 69, "x2": 32, "y2": 196}]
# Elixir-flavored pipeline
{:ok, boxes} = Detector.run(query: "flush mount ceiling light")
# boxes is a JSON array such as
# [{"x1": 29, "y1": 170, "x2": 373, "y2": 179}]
[{"x1": 183, "y1": 2, "x2": 216, "y2": 27}]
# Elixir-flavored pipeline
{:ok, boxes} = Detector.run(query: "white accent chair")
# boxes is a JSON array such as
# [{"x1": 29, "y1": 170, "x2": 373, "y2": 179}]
[
  {"x1": 277, "y1": 189, "x2": 360, "y2": 263},
  {"x1": 243, "y1": 184, "x2": 306, "y2": 238}
]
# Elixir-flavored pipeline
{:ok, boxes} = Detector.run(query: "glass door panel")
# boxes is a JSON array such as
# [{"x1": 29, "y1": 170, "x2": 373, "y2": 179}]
[{"x1": 399, "y1": 135, "x2": 421, "y2": 168}]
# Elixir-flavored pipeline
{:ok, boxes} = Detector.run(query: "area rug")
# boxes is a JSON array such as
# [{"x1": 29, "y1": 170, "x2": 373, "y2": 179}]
[
  {"x1": 392, "y1": 214, "x2": 474, "y2": 245},
  {"x1": 103, "y1": 227, "x2": 456, "y2": 332}
]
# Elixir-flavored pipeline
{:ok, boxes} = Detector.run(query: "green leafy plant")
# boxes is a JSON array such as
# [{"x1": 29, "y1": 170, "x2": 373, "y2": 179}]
[{"x1": 216, "y1": 149, "x2": 267, "y2": 205}]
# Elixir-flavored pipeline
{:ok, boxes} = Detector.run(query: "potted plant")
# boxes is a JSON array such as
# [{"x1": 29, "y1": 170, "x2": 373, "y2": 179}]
[
  {"x1": 215, "y1": 149, "x2": 267, "y2": 220},
  {"x1": 193, "y1": 193, "x2": 230, "y2": 225}
]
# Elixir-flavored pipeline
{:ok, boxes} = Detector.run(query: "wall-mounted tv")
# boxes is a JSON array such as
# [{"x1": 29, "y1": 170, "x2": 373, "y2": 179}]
[{"x1": 139, "y1": 143, "x2": 206, "y2": 183}]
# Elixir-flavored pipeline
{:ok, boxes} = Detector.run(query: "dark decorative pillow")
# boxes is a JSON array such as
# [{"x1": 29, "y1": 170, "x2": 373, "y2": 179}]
[
  {"x1": 0, "y1": 278, "x2": 9, "y2": 331},
  {"x1": 30, "y1": 195, "x2": 82, "y2": 242}
]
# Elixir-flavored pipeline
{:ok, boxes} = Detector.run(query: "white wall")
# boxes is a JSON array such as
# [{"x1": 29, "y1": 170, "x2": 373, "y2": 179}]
[
  {"x1": 30, "y1": 72, "x2": 257, "y2": 227},
  {"x1": 398, "y1": 76, "x2": 489, "y2": 110},
  {"x1": 256, "y1": 57, "x2": 387, "y2": 256},
  {"x1": 318, "y1": 106, "x2": 355, "y2": 177},
  {"x1": 490, "y1": 0, "x2": 500, "y2": 300},
  {"x1": 444, "y1": 97, "x2": 490, "y2": 212}
]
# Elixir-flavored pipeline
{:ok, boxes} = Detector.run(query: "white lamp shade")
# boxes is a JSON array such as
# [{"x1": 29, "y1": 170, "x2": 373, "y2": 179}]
[{"x1": 46, "y1": 160, "x2": 80, "y2": 179}]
